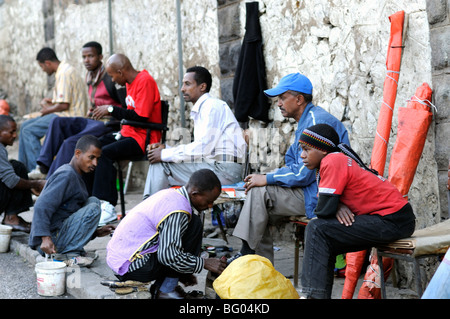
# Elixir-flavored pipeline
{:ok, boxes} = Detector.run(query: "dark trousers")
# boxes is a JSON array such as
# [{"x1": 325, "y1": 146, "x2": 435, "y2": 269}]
[
  {"x1": 37, "y1": 117, "x2": 112, "y2": 178},
  {"x1": 91, "y1": 133, "x2": 143, "y2": 206},
  {"x1": 115, "y1": 214, "x2": 203, "y2": 284},
  {"x1": 301, "y1": 203, "x2": 416, "y2": 299},
  {"x1": 0, "y1": 160, "x2": 33, "y2": 216}
]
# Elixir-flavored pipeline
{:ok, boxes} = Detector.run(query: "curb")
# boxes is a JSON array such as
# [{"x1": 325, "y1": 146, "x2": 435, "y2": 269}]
[{"x1": 9, "y1": 234, "x2": 150, "y2": 299}]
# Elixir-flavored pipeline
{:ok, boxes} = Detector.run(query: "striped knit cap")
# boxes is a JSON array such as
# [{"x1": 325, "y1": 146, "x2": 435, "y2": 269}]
[
  {"x1": 299, "y1": 124, "x2": 340, "y2": 153},
  {"x1": 300, "y1": 123, "x2": 380, "y2": 176}
]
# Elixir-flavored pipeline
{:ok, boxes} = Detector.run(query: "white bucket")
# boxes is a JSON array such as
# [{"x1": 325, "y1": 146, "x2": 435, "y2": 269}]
[
  {"x1": 35, "y1": 261, "x2": 67, "y2": 296},
  {"x1": 0, "y1": 225, "x2": 12, "y2": 253}
]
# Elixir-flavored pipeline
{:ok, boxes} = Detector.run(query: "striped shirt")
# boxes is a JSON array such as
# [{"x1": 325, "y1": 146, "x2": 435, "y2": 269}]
[
  {"x1": 127, "y1": 187, "x2": 204, "y2": 274},
  {"x1": 53, "y1": 61, "x2": 88, "y2": 117}
]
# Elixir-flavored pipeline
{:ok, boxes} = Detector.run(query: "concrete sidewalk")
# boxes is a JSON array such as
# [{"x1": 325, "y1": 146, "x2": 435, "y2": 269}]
[{"x1": 8, "y1": 191, "x2": 418, "y2": 299}]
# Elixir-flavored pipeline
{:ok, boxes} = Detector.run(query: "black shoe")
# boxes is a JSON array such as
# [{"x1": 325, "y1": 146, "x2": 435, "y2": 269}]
[
  {"x1": 154, "y1": 285, "x2": 186, "y2": 299},
  {"x1": 186, "y1": 290, "x2": 205, "y2": 299},
  {"x1": 226, "y1": 252, "x2": 243, "y2": 265},
  {"x1": 149, "y1": 284, "x2": 160, "y2": 299},
  {"x1": 39, "y1": 164, "x2": 49, "y2": 174}
]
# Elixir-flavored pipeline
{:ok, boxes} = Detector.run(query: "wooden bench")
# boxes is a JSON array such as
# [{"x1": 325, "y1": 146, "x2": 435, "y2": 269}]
[{"x1": 376, "y1": 219, "x2": 450, "y2": 298}]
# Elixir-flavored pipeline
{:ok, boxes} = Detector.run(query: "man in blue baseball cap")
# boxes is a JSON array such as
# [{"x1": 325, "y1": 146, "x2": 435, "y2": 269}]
[
  {"x1": 231, "y1": 72, "x2": 350, "y2": 263},
  {"x1": 263, "y1": 72, "x2": 313, "y2": 96}
]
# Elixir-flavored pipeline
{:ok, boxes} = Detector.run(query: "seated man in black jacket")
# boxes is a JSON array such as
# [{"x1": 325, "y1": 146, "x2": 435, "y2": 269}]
[{"x1": 35, "y1": 41, "x2": 127, "y2": 179}]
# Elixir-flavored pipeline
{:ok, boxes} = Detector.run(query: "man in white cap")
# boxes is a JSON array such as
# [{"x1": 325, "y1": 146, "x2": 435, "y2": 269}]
[{"x1": 231, "y1": 72, "x2": 350, "y2": 263}]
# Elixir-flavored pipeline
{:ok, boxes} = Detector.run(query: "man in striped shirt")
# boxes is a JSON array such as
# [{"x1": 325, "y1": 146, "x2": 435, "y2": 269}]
[
  {"x1": 106, "y1": 169, "x2": 227, "y2": 299},
  {"x1": 19, "y1": 47, "x2": 87, "y2": 174}
]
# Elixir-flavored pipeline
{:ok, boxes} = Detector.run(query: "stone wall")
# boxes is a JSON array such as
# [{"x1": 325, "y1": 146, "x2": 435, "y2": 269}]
[
  {"x1": 0, "y1": 0, "x2": 47, "y2": 115},
  {"x1": 0, "y1": 0, "x2": 447, "y2": 223},
  {"x1": 241, "y1": 0, "x2": 442, "y2": 228},
  {"x1": 427, "y1": 0, "x2": 450, "y2": 221}
]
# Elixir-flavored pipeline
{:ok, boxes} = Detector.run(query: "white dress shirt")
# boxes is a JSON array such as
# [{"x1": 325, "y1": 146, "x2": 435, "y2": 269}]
[{"x1": 161, "y1": 93, "x2": 246, "y2": 163}]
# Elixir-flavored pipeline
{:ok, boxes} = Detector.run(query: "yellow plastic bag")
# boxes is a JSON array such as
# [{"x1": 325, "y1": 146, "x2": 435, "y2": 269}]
[{"x1": 213, "y1": 254, "x2": 299, "y2": 299}]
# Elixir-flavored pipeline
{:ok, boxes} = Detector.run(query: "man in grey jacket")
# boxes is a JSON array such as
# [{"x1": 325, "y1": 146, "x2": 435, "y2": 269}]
[
  {"x1": 29, "y1": 135, "x2": 114, "y2": 266},
  {"x1": 0, "y1": 115, "x2": 45, "y2": 233}
]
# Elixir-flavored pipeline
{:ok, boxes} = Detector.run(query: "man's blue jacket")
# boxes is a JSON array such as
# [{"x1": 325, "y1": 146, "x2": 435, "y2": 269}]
[{"x1": 266, "y1": 102, "x2": 350, "y2": 218}]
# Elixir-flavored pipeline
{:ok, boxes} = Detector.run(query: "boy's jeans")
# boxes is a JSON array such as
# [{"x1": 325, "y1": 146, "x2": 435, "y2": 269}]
[{"x1": 301, "y1": 203, "x2": 415, "y2": 299}]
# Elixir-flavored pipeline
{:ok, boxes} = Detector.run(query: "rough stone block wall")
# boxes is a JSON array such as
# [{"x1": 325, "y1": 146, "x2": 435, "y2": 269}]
[
  {"x1": 218, "y1": 0, "x2": 242, "y2": 110},
  {"x1": 0, "y1": 0, "x2": 46, "y2": 115},
  {"x1": 427, "y1": 0, "x2": 450, "y2": 221},
  {"x1": 244, "y1": 0, "x2": 441, "y2": 228}
]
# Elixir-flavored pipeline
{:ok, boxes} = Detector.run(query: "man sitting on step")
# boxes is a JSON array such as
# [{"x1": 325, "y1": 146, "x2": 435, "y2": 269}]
[{"x1": 29, "y1": 135, "x2": 115, "y2": 267}]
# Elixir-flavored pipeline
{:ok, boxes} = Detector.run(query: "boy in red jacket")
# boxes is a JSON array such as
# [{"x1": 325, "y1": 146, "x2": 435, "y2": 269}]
[{"x1": 298, "y1": 124, "x2": 415, "y2": 299}]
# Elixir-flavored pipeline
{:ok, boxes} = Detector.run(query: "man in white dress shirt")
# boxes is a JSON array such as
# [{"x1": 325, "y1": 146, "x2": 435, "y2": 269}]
[{"x1": 143, "y1": 66, "x2": 246, "y2": 199}]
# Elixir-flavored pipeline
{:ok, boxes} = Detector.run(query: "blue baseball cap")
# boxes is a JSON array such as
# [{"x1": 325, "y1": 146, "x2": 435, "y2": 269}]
[{"x1": 264, "y1": 73, "x2": 313, "y2": 97}]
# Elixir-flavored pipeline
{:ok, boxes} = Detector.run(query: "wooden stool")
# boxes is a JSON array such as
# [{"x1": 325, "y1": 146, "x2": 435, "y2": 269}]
[{"x1": 290, "y1": 217, "x2": 311, "y2": 287}]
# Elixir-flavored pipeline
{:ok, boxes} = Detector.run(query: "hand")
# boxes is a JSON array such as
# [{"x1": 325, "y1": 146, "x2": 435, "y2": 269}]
[
  {"x1": 30, "y1": 180, "x2": 46, "y2": 196},
  {"x1": 39, "y1": 98, "x2": 54, "y2": 116},
  {"x1": 336, "y1": 203, "x2": 355, "y2": 226},
  {"x1": 95, "y1": 224, "x2": 116, "y2": 237},
  {"x1": 35, "y1": 180, "x2": 46, "y2": 192},
  {"x1": 147, "y1": 143, "x2": 164, "y2": 152},
  {"x1": 147, "y1": 147, "x2": 163, "y2": 164},
  {"x1": 203, "y1": 257, "x2": 227, "y2": 275},
  {"x1": 39, "y1": 98, "x2": 52, "y2": 108},
  {"x1": 40, "y1": 236, "x2": 56, "y2": 255},
  {"x1": 91, "y1": 105, "x2": 109, "y2": 120},
  {"x1": 243, "y1": 174, "x2": 267, "y2": 194}
]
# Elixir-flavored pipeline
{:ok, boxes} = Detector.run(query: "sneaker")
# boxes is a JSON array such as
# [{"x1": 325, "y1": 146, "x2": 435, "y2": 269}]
[
  {"x1": 28, "y1": 166, "x2": 46, "y2": 180},
  {"x1": 64, "y1": 256, "x2": 95, "y2": 267},
  {"x1": 83, "y1": 251, "x2": 98, "y2": 260},
  {"x1": 99, "y1": 201, "x2": 117, "y2": 226}
]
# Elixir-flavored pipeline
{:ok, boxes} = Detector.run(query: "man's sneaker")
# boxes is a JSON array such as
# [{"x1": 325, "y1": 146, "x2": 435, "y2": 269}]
[
  {"x1": 99, "y1": 201, "x2": 117, "y2": 226},
  {"x1": 28, "y1": 166, "x2": 46, "y2": 180},
  {"x1": 64, "y1": 256, "x2": 95, "y2": 267}
]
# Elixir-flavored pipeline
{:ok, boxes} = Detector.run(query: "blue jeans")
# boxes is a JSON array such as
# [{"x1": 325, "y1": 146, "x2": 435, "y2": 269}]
[
  {"x1": 18, "y1": 114, "x2": 58, "y2": 172},
  {"x1": 37, "y1": 117, "x2": 112, "y2": 177},
  {"x1": 42, "y1": 197, "x2": 101, "y2": 257},
  {"x1": 301, "y1": 203, "x2": 415, "y2": 299}
]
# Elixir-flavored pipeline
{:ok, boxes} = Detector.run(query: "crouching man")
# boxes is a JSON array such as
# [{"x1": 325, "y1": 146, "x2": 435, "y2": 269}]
[
  {"x1": 29, "y1": 135, "x2": 114, "y2": 266},
  {"x1": 106, "y1": 169, "x2": 227, "y2": 299}
]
